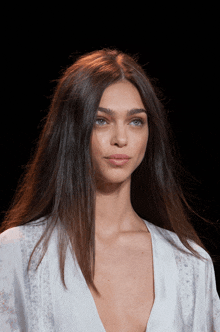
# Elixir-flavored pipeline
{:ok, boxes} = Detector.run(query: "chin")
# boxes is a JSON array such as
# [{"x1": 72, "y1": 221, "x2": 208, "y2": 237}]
[{"x1": 96, "y1": 172, "x2": 131, "y2": 185}]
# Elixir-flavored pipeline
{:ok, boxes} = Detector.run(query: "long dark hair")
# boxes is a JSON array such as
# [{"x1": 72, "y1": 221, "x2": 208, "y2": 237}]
[{"x1": 0, "y1": 48, "x2": 217, "y2": 297}]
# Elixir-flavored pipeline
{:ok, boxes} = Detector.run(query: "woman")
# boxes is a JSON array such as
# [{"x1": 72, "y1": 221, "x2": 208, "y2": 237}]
[{"x1": 0, "y1": 48, "x2": 219, "y2": 331}]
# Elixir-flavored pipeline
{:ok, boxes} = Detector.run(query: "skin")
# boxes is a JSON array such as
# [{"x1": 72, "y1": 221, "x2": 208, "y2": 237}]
[
  {"x1": 89, "y1": 80, "x2": 154, "y2": 332},
  {"x1": 90, "y1": 79, "x2": 149, "y2": 242}
]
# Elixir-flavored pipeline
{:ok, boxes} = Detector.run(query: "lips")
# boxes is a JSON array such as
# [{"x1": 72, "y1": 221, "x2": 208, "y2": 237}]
[
  {"x1": 107, "y1": 154, "x2": 130, "y2": 159},
  {"x1": 107, "y1": 158, "x2": 130, "y2": 166}
]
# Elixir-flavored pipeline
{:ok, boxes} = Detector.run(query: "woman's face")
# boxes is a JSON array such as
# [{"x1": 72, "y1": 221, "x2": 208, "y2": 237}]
[{"x1": 90, "y1": 80, "x2": 149, "y2": 187}]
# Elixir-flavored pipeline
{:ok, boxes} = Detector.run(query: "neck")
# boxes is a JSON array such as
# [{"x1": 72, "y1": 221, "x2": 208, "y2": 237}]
[{"x1": 94, "y1": 177, "x2": 145, "y2": 239}]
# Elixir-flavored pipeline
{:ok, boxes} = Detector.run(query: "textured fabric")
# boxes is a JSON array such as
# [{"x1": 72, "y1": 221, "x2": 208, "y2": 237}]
[{"x1": 0, "y1": 217, "x2": 220, "y2": 331}]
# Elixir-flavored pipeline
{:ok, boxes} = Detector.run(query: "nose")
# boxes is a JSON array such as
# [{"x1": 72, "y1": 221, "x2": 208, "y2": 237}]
[{"x1": 110, "y1": 124, "x2": 128, "y2": 147}]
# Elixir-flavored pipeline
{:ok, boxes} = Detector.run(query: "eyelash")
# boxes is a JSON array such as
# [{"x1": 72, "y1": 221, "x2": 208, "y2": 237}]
[{"x1": 95, "y1": 117, "x2": 145, "y2": 127}]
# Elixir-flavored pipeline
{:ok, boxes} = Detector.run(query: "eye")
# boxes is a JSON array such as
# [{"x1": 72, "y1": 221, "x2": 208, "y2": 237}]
[
  {"x1": 95, "y1": 118, "x2": 107, "y2": 126},
  {"x1": 95, "y1": 117, "x2": 145, "y2": 127},
  {"x1": 130, "y1": 118, "x2": 144, "y2": 126}
]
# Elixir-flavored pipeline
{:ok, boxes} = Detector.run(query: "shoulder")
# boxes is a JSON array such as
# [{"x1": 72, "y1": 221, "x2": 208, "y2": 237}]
[
  {"x1": 144, "y1": 219, "x2": 211, "y2": 264},
  {"x1": 154, "y1": 224, "x2": 214, "y2": 285},
  {"x1": 0, "y1": 226, "x2": 24, "y2": 258},
  {"x1": 0, "y1": 217, "x2": 49, "y2": 260}
]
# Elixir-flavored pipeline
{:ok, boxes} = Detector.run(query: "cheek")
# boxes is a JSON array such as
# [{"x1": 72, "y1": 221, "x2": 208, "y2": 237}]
[
  {"x1": 135, "y1": 131, "x2": 148, "y2": 151},
  {"x1": 134, "y1": 133, "x2": 149, "y2": 163},
  {"x1": 90, "y1": 132, "x2": 105, "y2": 160}
]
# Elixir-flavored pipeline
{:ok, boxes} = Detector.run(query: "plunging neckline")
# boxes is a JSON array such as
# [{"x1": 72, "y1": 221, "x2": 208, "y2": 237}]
[{"x1": 85, "y1": 219, "x2": 157, "y2": 332}]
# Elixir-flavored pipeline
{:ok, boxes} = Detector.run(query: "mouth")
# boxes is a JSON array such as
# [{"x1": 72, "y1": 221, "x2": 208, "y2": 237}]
[
  {"x1": 106, "y1": 158, "x2": 130, "y2": 166},
  {"x1": 107, "y1": 154, "x2": 130, "y2": 159}
]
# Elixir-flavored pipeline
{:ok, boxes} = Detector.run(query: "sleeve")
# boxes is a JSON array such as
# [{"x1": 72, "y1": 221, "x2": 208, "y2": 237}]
[
  {"x1": 0, "y1": 228, "x2": 27, "y2": 332},
  {"x1": 205, "y1": 254, "x2": 220, "y2": 331}
]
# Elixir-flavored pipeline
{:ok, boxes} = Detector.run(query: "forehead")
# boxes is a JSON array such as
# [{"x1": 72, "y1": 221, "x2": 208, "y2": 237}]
[{"x1": 98, "y1": 80, "x2": 145, "y2": 111}]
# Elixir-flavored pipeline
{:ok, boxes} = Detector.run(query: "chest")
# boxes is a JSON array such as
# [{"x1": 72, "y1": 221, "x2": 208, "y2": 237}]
[{"x1": 89, "y1": 235, "x2": 155, "y2": 332}]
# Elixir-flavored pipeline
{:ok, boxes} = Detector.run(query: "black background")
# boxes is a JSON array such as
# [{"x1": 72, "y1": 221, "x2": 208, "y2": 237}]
[{"x1": 1, "y1": 6, "x2": 219, "y2": 295}]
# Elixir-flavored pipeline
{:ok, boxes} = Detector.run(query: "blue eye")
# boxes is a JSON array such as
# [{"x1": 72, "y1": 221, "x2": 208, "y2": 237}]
[
  {"x1": 95, "y1": 118, "x2": 107, "y2": 126},
  {"x1": 131, "y1": 119, "x2": 144, "y2": 126},
  {"x1": 95, "y1": 118, "x2": 144, "y2": 127}
]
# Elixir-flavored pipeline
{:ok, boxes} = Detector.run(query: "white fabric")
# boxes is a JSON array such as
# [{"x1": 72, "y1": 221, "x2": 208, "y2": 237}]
[{"x1": 0, "y1": 218, "x2": 220, "y2": 331}]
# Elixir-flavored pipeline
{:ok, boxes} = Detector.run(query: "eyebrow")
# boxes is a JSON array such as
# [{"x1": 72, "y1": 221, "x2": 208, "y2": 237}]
[{"x1": 97, "y1": 107, "x2": 147, "y2": 116}]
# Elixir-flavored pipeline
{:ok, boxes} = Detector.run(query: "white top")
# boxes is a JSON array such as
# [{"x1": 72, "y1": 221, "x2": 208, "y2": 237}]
[{"x1": 0, "y1": 217, "x2": 220, "y2": 331}]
